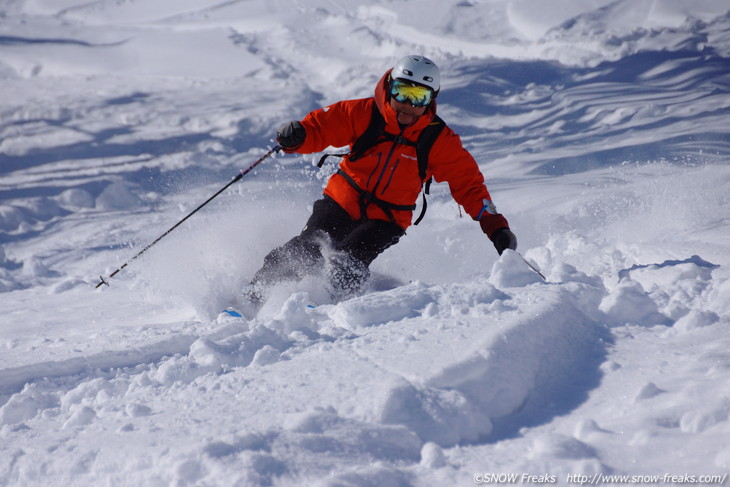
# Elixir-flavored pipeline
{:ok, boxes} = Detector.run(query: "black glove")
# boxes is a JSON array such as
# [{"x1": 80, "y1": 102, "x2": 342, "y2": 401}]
[
  {"x1": 490, "y1": 228, "x2": 517, "y2": 255},
  {"x1": 276, "y1": 121, "x2": 306, "y2": 151}
]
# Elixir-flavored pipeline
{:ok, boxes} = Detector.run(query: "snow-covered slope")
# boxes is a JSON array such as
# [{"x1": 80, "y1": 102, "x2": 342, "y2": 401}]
[{"x1": 1, "y1": 1, "x2": 729, "y2": 486}]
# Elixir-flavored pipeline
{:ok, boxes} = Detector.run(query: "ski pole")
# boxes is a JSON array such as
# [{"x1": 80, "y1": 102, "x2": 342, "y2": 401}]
[
  {"x1": 518, "y1": 252, "x2": 547, "y2": 281},
  {"x1": 95, "y1": 145, "x2": 282, "y2": 289}
]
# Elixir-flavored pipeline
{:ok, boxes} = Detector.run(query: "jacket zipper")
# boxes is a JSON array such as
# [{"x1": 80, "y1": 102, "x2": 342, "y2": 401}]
[
  {"x1": 365, "y1": 153, "x2": 382, "y2": 188},
  {"x1": 381, "y1": 157, "x2": 400, "y2": 195},
  {"x1": 370, "y1": 130, "x2": 404, "y2": 198}
]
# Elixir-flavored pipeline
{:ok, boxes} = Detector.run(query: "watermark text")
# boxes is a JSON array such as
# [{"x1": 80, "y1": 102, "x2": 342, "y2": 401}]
[{"x1": 473, "y1": 472, "x2": 728, "y2": 485}]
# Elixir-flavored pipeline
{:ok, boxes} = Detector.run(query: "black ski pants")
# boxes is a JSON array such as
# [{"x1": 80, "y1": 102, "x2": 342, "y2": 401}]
[{"x1": 250, "y1": 196, "x2": 405, "y2": 295}]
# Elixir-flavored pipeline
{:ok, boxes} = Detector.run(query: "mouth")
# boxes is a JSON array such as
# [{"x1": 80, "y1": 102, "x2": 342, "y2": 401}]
[
  {"x1": 390, "y1": 97, "x2": 427, "y2": 126},
  {"x1": 395, "y1": 109, "x2": 420, "y2": 124}
]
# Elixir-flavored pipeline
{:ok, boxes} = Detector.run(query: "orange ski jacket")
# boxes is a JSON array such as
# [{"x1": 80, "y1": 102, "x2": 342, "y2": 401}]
[{"x1": 293, "y1": 69, "x2": 509, "y2": 235}]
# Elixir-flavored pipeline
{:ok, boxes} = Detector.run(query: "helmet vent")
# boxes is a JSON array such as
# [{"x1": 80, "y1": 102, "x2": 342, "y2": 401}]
[{"x1": 392, "y1": 54, "x2": 440, "y2": 91}]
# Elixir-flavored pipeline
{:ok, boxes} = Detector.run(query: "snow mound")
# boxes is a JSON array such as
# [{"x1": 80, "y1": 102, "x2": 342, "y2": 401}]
[
  {"x1": 0, "y1": 270, "x2": 608, "y2": 483},
  {"x1": 95, "y1": 182, "x2": 143, "y2": 211},
  {"x1": 489, "y1": 249, "x2": 544, "y2": 287}
]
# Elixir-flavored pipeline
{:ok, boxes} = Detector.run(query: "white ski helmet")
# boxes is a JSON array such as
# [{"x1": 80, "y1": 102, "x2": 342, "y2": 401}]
[{"x1": 392, "y1": 55, "x2": 440, "y2": 92}]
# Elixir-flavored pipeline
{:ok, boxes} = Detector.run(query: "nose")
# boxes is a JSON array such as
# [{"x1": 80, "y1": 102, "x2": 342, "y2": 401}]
[{"x1": 393, "y1": 98, "x2": 424, "y2": 113}]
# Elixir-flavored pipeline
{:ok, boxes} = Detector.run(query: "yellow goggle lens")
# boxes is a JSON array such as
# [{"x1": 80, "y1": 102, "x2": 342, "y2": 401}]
[{"x1": 390, "y1": 79, "x2": 433, "y2": 107}]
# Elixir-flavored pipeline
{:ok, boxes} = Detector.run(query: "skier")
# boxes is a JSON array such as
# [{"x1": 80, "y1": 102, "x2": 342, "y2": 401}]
[{"x1": 244, "y1": 55, "x2": 517, "y2": 306}]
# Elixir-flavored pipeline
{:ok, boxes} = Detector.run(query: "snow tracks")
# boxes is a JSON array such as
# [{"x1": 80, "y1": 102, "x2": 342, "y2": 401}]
[{"x1": 0, "y1": 252, "x2": 608, "y2": 486}]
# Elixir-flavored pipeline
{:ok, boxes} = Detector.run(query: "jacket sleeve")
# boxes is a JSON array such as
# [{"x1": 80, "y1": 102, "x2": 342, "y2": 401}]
[
  {"x1": 294, "y1": 98, "x2": 373, "y2": 154},
  {"x1": 428, "y1": 127, "x2": 510, "y2": 231}
]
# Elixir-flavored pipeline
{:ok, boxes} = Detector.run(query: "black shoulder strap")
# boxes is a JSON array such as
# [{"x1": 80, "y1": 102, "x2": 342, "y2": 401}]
[
  {"x1": 317, "y1": 101, "x2": 385, "y2": 168},
  {"x1": 349, "y1": 102, "x2": 386, "y2": 161},
  {"x1": 413, "y1": 116, "x2": 445, "y2": 225},
  {"x1": 415, "y1": 116, "x2": 445, "y2": 181}
]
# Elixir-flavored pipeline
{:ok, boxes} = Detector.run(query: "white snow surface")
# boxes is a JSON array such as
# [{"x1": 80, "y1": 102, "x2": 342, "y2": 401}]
[{"x1": 1, "y1": 0, "x2": 730, "y2": 486}]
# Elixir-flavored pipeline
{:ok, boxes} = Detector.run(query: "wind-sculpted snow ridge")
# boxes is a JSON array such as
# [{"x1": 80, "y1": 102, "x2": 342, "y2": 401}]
[
  {"x1": 445, "y1": 47, "x2": 730, "y2": 178},
  {"x1": 0, "y1": 253, "x2": 610, "y2": 486}
]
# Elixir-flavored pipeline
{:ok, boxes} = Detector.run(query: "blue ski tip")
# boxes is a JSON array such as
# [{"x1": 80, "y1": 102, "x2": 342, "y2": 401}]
[
  {"x1": 305, "y1": 304, "x2": 316, "y2": 309},
  {"x1": 223, "y1": 309, "x2": 243, "y2": 318}
]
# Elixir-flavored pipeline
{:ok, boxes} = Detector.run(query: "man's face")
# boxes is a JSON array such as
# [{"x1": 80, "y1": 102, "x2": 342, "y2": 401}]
[{"x1": 389, "y1": 97, "x2": 428, "y2": 127}]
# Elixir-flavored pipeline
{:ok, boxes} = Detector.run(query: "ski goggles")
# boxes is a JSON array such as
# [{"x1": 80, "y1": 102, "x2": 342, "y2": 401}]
[{"x1": 390, "y1": 79, "x2": 434, "y2": 107}]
